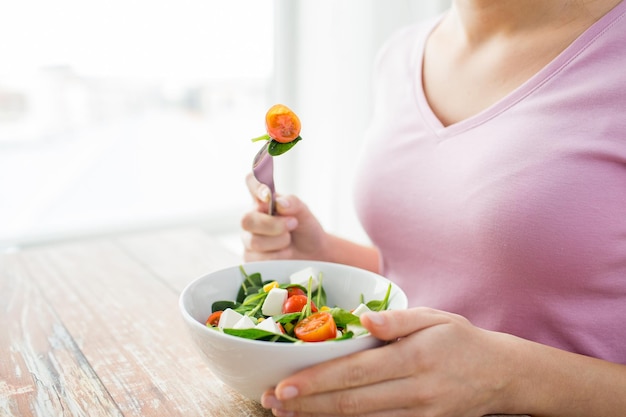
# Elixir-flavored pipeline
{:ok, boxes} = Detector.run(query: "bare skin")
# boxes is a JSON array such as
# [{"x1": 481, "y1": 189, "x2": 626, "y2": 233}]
[
  {"x1": 424, "y1": 0, "x2": 623, "y2": 126},
  {"x1": 241, "y1": 1, "x2": 626, "y2": 415}
]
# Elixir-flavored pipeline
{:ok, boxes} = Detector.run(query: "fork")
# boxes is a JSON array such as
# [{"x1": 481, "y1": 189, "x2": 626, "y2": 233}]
[{"x1": 252, "y1": 141, "x2": 276, "y2": 215}]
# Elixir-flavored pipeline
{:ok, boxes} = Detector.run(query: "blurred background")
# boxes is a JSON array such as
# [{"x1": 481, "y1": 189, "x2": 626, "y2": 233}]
[{"x1": 0, "y1": 0, "x2": 450, "y2": 254}]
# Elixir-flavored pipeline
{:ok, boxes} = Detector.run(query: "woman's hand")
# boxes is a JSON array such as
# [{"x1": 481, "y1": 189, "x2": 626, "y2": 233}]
[
  {"x1": 261, "y1": 307, "x2": 518, "y2": 417},
  {"x1": 241, "y1": 173, "x2": 331, "y2": 262}
]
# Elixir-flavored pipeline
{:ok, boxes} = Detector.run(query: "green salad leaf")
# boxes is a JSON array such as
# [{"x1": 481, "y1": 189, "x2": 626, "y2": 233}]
[
  {"x1": 212, "y1": 300, "x2": 238, "y2": 312},
  {"x1": 268, "y1": 136, "x2": 302, "y2": 156},
  {"x1": 314, "y1": 273, "x2": 326, "y2": 308},
  {"x1": 251, "y1": 134, "x2": 302, "y2": 157},
  {"x1": 365, "y1": 283, "x2": 392, "y2": 312},
  {"x1": 328, "y1": 307, "x2": 361, "y2": 329},
  {"x1": 223, "y1": 328, "x2": 299, "y2": 343},
  {"x1": 237, "y1": 265, "x2": 264, "y2": 303}
]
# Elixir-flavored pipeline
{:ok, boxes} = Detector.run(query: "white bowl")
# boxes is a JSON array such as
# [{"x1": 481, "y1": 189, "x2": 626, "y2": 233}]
[{"x1": 179, "y1": 260, "x2": 408, "y2": 401}]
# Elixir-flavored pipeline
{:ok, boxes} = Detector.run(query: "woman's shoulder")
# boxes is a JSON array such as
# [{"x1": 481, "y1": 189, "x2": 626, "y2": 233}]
[
  {"x1": 373, "y1": 16, "x2": 441, "y2": 80},
  {"x1": 376, "y1": 18, "x2": 439, "y2": 63}
]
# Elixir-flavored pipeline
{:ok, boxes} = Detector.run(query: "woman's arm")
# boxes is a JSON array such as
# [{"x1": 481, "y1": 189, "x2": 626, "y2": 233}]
[
  {"x1": 323, "y1": 234, "x2": 381, "y2": 274},
  {"x1": 505, "y1": 335, "x2": 626, "y2": 416}
]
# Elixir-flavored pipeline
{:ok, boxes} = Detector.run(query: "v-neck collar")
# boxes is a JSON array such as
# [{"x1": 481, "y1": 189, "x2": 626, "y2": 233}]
[{"x1": 412, "y1": 0, "x2": 626, "y2": 139}]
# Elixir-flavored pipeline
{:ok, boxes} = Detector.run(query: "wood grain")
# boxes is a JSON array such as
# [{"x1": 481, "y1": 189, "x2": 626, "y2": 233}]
[
  {"x1": 0, "y1": 253, "x2": 123, "y2": 417},
  {"x1": 1, "y1": 229, "x2": 270, "y2": 416}
]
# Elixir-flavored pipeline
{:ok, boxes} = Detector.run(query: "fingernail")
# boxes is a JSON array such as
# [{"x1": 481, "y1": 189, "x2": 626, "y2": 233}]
[
  {"x1": 276, "y1": 196, "x2": 290, "y2": 209},
  {"x1": 259, "y1": 186, "x2": 270, "y2": 202},
  {"x1": 363, "y1": 311, "x2": 385, "y2": 326},
  {"x1": 285, "y1": 218, "x2": 298, "y2": 231},
  {"x1": 261, "y1": 394, "x2": 282, "y2": 409},
  {"x1": 277, "y1": 385, "x2": 299, "y2": 400}
]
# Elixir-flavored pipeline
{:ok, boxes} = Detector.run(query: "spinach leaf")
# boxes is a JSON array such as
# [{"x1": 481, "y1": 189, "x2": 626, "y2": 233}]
[
  {"x1": 365, "y1": 283, "x2": 393, "y2": 312},
  {"x1": 273, "y1": 312, "x2": 302, "y2": 324},
  {"x1": 241, "y1": 291, "x2": 267, "y2": 306},
  {"x1": 237, "y1": 265, "x2": 263, "y2": 302},
  {"x1": 223, "y1": 328, "x2": 299, "y2": 343},
  {"x1": 329, "y1": 307, "x2": 361, "y2": 329},
  {"x1": 238, "y1": 291, "x2": 268, "y2": 318},
  {"x1": 283, "y1": 283, "x2": 307, "y2": 292},
  {"x1": 268, "y1": 137, "x2": 302, "y2": 156},
  {"x1": 212, "y1": 300, "x2": 238, "y2": 313},
  {"x1": 313, "y1": 273, "x2": 326, "y2": 308},
  {"x1": 331, "y1": 330, "x2": 355, "y2": 341}
]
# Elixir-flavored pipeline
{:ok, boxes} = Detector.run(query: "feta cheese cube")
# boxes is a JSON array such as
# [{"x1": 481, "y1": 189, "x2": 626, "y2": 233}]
[
  {"x1": 255, "y1": 317, "x2": 282, "y2": 334},
  {"x1": 289, "y1": 267, "x2": 319, "y2": 292},
  {"x1": 346, "y1": 323, "x2": 369, "y2": 337},
  {"x1": 233, "y1": 315, "x2": 256, "y2": 329},
  {"x1": 218, "y1": 308, "x2": 243, "y2": 329},
  {"x1": 351, "y1": 303, "x2": 371, "y2": 317},
  {"x1": 261, "y1": 287, "x2": 288, "y2": 316}
]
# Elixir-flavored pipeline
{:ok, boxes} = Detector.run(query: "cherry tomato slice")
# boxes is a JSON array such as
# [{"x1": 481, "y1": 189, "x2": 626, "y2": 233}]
[
  {"x1": 294, "y1": 312, "x2": 337, "y2": 342},
  {"x1": 206, "y1": 311, "x2": 223, "y2": 327},
  {"x1": 265, "y1": 104, "x2": 301, "y2": 143},
  {"x1": 282, "y1": 295, "x2": 318, "y2": 314}
]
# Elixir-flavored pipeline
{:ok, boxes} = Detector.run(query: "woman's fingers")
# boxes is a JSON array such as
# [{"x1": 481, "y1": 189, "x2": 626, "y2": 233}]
[
  {"x1": 241, "y1": 210, "x2": 296, "y2": 236},
  {"x1": 245, "y1": 172, "x2": 265, "y2": 199},
  {"x1": 277, "y1": 341, "x2": 416, "y2": 394},
  {"x1": 242, "y1": 172, "x2": 328, "y2": 262},
  {"x1": 361, "y1": 307, "x2": 458, "y2": 341},
  {"x1": 245, "y1": 172, "x2": 272, "y2": 212},
  {"x1": 265, "y1": 375, "x2": 422, "y2": 417},
  {"x1": 262, "y1": 308, "x2": 479, "y2": 416}
]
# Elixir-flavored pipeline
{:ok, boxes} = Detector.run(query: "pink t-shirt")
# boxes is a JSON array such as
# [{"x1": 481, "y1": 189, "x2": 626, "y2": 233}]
[{"x1": 354, "y1": 2, "x2": 626, "y2": 363}]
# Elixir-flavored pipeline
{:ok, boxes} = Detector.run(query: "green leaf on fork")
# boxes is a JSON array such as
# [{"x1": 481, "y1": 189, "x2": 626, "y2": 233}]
[{"x1": 251, "y1": 134, "x2": 302, "y2": 156}]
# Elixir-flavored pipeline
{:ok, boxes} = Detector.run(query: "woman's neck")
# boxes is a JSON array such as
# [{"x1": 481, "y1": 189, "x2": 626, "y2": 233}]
[
  {"x1": 423, "y1": 0, "x2": 622, "y2": 126},
  {"x1": 449, "y1": 0, "x2": 621, "y2": 44}
]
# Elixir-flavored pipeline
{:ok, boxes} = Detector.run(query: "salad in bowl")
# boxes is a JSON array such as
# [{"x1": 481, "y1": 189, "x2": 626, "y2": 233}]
[{"x1": 179, "y1": 260, "x2": 407, "y2": 400}]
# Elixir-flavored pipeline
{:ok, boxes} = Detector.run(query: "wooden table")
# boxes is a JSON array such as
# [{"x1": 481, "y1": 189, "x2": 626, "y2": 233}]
[
  {"x1": 1, "y1": 227, "x2": 272, "y2": 416},
  {"x1": 0, "y1": 226, "x2": 527, "y2": 417}
]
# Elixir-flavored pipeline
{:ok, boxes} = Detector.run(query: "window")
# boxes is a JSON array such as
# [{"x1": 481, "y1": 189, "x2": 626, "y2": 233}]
[
  {"x1": 283, "y1": 0, "x2": 451, "y2": 244},
  {"x1": 0, "y1": 0, "x2": 274, "y2": 247}
]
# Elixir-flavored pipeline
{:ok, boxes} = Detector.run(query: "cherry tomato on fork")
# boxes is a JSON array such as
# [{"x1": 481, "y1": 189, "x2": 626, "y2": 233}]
[
  {"x1": 294, "y1": 312, "x2": 337, "y2": 342},
  {"x1": 265, "y1": 104, "x2": 301, "y2": 143}
]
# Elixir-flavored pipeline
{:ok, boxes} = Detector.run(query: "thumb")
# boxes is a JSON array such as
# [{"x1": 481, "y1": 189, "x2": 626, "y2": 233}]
[
  {"x1": 275, "y1": 194, "x2": 309, "y2": 217},
  {"x1": 360, "y1": 307, "x2": 450, "y2": 341}
]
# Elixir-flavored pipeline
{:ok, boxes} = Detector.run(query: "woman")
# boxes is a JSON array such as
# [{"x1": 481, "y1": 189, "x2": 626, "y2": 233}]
[{"x1": 241, "y1": 0, "x2": 626, "y2": 415}]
